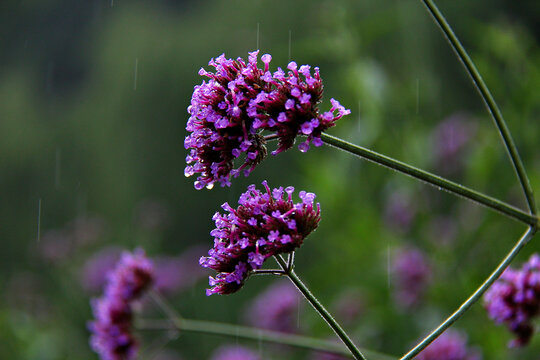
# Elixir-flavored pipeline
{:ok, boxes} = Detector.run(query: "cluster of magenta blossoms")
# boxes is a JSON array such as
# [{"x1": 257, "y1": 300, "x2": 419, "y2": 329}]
[
  {"x1": 200, "y1": 181, "x2": 320, "y2": 295},
  {"x1": 88, "y1": 249, "x2": 154, "y2": 360},
  {"x1": 484, "y1": 253, "x2": 540, "y2": 347},
  {"x1": 185, "y1": 50, "x2": 350, "y2": 190}
]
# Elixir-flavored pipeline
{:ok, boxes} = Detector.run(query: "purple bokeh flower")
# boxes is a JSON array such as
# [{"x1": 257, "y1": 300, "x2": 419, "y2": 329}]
[
  {"x1": 200, "y1": 181, "x2": 320, "y2": 295},
  {"x1": 246, "y1": 280, "x2": 301, "y2": 333},
  {"x1": 80, "y1": 246, "x2": 122, "y2": 293},
  {"x1": 153, "y1": 246, "x2": 208, "y2": 294},
  {"x1": 185, "y1": 51, "x2": 350, "y2": 190},
  {"x1": 88, "y1": 249, "x2": 154, "y2": 360},
  {"x1": 210, "y1": 345, "x2": 261, "y2": 360},
  {"x1": 432, "y1": 113, "x2": 476, "y2": 175},
  {"x1": 415, "y1": 330, "x2": 482, "y2": 360},
  {"x1": 384, "y1": 191, "x2": 416, "y2": 233},
  {"x1": 391, "y1": 247, "x2": 431, "y2": 309},
  {"x1": 484, "y1": 253, "x2": 540, "y2": 347},
  {"x1": 332, "y1": 289, "x2": 365, "y2": 327}
]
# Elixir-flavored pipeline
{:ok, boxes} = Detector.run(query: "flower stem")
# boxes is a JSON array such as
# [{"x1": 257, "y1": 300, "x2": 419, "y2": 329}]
[
  {"x1": 320, "y1": 133, "x2": 539, "y2": 227},
  {"x1": 419, "y1": 0, "x2": 537, "y2": 215},
  {"x1": 137, "y1": 318, "x2": 396, "y2": 360},
  {"x1": 400, "y1": 226, "x2": 537, "y2": 360},
  {"x1": 274, "y1": 256, "x2": 368, "y2": 360}
]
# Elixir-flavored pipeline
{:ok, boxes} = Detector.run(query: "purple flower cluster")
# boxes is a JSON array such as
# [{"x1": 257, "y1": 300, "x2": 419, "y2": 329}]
[
  {"x1": 210, "y1": 345, "x2": 261, "y2": 360},
  {"x1": 88, "y1": 249, "x2": 154, "y2": 360},
  {"x1": 246, "y1": 280, "x2": 301, "y2": 333},
  {"x1": 185, "y1": 50, "x2": 350, "y2": 190},
  {"x1": 200, "y1": 181, "x2": 321, "y2": 295},
  {"x1": 415, "y1": 330, "x2": 482, "y2": 360},
  {"x1": 484, "y1": 253, "x2": 540, "y2": 347},
  {"x1": 391, "y1": 247, "x2": 431, "y2": 309}
]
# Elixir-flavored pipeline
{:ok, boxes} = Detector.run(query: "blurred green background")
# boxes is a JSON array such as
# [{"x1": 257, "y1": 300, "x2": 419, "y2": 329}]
[{"x1": 1, "y1": 0, "x2": 540, "y2": 359}]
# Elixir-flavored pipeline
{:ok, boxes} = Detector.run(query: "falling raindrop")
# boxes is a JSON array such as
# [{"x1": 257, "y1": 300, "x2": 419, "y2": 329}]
[
  {"x1": 387, "y1": 244, "x2": 391, "y2": 290},
  {"x1": 134, "y1": 58, "x2": 139, "y2": 91},
  {"x1": 415, "y1": 78, "x2": 420, "y2": 115},
  {"x1": 37, "y1": 198, "x2": 42, "y2": 242},
  {"x1": 256, "y1": 23, "x2": 260, "y2": 50},
  {"x1": 55, "y1": 148, "x2": 61, "y2": 189},
  {"x1": 288, "y1": 30, "x2": 292, "y2": 62}
]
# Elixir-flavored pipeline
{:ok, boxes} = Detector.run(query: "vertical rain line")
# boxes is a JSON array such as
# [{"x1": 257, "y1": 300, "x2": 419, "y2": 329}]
[
  {"x1": 415, "y1": 79, "x2": 420, "y2": 114},
  {"x1": 134, "y1": 58, "x2": 139, "y2": 90},
  {"x1": 37, "y1": 198, "x2": 42, "y2": 242},
  {"x1": 288, "y1": 30, "x2": 292, "y2": 62},
  {"x1": 256, "y1": 23, "x2": 260, "y2": 50},
  {"x1": 55, "y1": 148, "x2": 61, "y2": 189}
]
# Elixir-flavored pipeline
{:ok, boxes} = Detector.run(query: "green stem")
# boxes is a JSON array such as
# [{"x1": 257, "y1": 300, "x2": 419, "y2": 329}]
[
  {"x1": 400, "y1": 226, "x2": 537, "y2": 360},
  {"x1": 137, "y1": 319, "x2": 396, "y2": 360},
  {"x1": 274, "y1": 256, "x2": 368, "y2": 360},
  {"x1": 320, "y1": 133, "x2": 539, "y2": 227},
  {"x1": 419, "y1": 0, "x2": 537, "y2": 215}
]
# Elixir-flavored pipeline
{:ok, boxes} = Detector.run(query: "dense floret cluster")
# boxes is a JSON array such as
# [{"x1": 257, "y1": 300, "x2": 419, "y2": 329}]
[
  {"x1": 484, "y1": 253, "x2": 540, "y2": 347},
  {"x1": 200, "y1": 181, "x2": 320, "y2": 295},
  {"x1": 185, "y1": 50, "x2": 350, "y2": 190},
  {"x1": 88, "y1": 249, "x2": 154, "y2": 360}
]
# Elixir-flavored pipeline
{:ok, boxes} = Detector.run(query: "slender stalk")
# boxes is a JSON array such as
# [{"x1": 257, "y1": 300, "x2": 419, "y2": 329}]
[
  {"x1": 274, "y1": 256, "x2": 368, "y2": 360},
  {"x1": 320, "y1": 133, "x2": 539, "y2": 227},
  {"x1": 400, "y1": 226, "x2": 537, "y2": 360},
  {"x1": 419, "y1": 0, "x2": 537, "y2": 215},
  {"x1": 137, "y1": 319, "x2": 397, "y2": 360}
]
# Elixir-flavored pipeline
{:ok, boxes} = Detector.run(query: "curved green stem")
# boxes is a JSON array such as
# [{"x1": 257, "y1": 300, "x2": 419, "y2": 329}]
[
  {"x1": 400, "y1": 226, "x2": 537, "y2": 360},
  {"x1": 320, "y1": 133, "x2": 539, "y2": 227},
  {"x1": 274, "y1": 256, "x2": 368, "y2": 360},
  {"x1": 419, "y1": 0, "x2": 537, "y2": 215},
  {"x1": 137, "y1": 318, "x2": 396, "y2": 360}
]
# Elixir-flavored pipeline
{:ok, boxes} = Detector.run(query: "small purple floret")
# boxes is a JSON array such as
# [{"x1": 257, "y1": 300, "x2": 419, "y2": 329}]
[{"x1": 200, "y1": 181, "x2": 321, "y2": 295}]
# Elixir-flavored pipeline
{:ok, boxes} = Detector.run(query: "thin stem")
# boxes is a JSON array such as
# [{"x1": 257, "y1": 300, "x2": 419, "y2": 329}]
[
  {"x1": 137, "y1": 319, "x2": 397, "y2": 360},
  {"x1": 252, "y1": 269, "x2": 286, "y2": 275},
  {"x1": 400, "y1": 226, "x2": 537, "y2": 360},
  {"x1": 320, "y1": 133, "x2": 539, "y2": 227},
  {"x1": 274, "y1": 256, "x2": 368, "y2": 360},
  {"x1": 149, "y1": 290, "x2": 183, "y2": 323},
  {"x1": 419, "y1": 0, "x2": 537, "y2": 215}
]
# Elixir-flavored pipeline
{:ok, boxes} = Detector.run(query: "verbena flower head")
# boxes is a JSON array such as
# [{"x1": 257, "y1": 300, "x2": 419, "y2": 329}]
[
  {"x1": 415, "y1": 330, "x2": 482, "y2": 360},
  {"x1": 88, "y1": 249, "x2": 154, "y2": 360},
  {"x1": 484, "y1": 253, "x2": 540, "y2": 347},
  {"x1": 200, "y1": 181, "x2": 320, "y2": 295},
  {"x1": 185, "y1": 51, "x2": 350, "y2": 190},
  {"x1": 246, "y1": 280, "x2": 301, "y2": 333}
]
